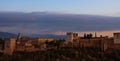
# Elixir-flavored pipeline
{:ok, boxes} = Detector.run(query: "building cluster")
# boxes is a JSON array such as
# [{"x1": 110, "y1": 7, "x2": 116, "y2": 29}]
[
  {"x1": 1, "y1": 32, "x2": 120, "y2": 55},
  {"x1": 2, "y1": 33, "x2": 54, "y2": 55},
  {"x1": 64, "y1": 32, "x2": 120, "y2": 51}
]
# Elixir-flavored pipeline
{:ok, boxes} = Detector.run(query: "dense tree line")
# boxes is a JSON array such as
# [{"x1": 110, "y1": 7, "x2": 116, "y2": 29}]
[{"x1": 0, "y1": 47, "x2": 120, "y2": 61}]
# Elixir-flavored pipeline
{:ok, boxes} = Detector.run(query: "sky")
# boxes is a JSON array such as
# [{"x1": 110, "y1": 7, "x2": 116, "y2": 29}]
[
  {"x1": 0, "y1": 0, "x2": 120, "y2": 16},
  {"x1": 0, "y1": 0, "x2": 120, "y2": 37}
]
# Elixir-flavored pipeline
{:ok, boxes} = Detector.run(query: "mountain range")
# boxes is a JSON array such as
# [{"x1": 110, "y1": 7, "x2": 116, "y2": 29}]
[
  {"x1": 0, "y1": 32, "x2": 17, "y2": 39},
  {"x1": 0, "y1": 32, "x2": 66, "y2": 40}
]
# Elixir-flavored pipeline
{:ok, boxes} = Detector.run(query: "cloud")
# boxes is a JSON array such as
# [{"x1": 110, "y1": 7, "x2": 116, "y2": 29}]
[
  {"x1": 0, "y1": 12, "x2": 120, "y2": 35},
  {"x1": 104, "y1": 12, "x2": 120, "y2": 17}
]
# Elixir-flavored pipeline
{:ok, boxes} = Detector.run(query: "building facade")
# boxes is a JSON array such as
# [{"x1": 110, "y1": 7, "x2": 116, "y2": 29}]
[
  {"x1": 66, "y1": 32, "x2": 78, "y2": 42},
  {"x1": 114, "y1": 33, "x2": 120, "y2": 44},
  {"x1": 4, "y1": 38, "x2": 16, "y2": 55}
]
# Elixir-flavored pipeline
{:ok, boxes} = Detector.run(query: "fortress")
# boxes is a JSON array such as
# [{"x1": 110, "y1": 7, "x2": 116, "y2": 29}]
[
  {"x1": 2, "y1": 32, "x2": 120, "y2": 55},
  {"x1": 66, "y1": 32, "x2": 120, "y2": 51}
]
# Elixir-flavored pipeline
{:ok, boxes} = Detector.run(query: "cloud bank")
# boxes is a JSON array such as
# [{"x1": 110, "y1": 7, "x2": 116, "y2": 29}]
[{"x1": 0, "y1": 12, "x2": 120, "y2": 35}]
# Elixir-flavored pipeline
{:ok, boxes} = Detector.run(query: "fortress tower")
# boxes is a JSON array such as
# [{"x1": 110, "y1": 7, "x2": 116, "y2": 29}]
[
  {"x1": 4, "y1": 38, "x2": 16, "y2": 55},
  {"x1": 114, "y1": 33, "x2": 120, "y2": 44},
  {"x1": 66, "y1": 32, "x2": 78, "y2": 42}
]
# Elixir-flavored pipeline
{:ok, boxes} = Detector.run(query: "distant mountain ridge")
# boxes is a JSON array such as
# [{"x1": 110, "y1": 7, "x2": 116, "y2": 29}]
[
  {"x1": 0, "y1": 32, "x2": 66, "y2": 40},
  {"x1": 0, "y1": 32, "x2": 17, "y2": 39},
  {"x1": 29, "y1": 34, "x2": 66, "y2": 40}
]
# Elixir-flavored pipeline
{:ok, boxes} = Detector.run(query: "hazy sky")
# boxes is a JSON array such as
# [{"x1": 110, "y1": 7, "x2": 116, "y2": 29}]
[
  {"x1": 1, "y1": 0, "x2": 120, "y2": 36},
  {"x1": 1, "y1": 0, "x2": 120, "y2": 16}
]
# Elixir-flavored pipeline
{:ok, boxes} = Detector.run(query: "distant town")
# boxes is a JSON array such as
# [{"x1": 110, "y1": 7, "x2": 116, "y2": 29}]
[{"x1": 0, "y1": 32, "x2": 120, "y2": 61}]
